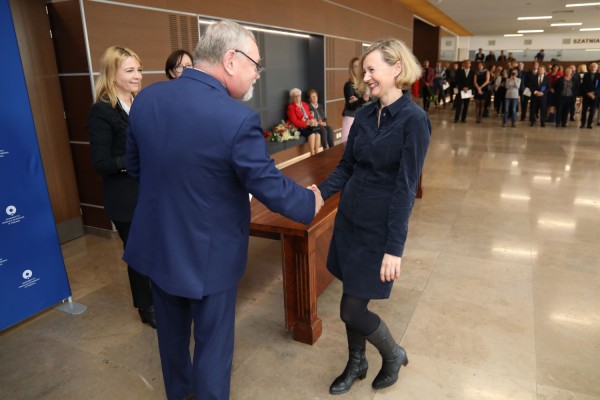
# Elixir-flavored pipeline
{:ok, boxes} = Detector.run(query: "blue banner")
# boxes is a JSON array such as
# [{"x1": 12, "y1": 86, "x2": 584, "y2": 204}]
[{"x1": 0, "y1": 0, "x2": 72, "y2": 330}]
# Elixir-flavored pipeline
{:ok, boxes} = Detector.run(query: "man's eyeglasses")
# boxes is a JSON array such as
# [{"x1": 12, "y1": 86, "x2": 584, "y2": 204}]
[
  {"x1": 174, "y1": 64, "x2": 193, "y2": 73},
  {"x1": 235, "y1": 49, "x2": 264, "y2": 74}
]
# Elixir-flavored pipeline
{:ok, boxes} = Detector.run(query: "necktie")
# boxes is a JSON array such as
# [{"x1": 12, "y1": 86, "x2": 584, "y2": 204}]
[{"x1": 539, "y1": 75, "x2": 542, "y2": 85}]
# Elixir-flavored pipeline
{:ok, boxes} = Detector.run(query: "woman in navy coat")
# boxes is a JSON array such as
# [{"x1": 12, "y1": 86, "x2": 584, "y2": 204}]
[{"x1": 316, "y1": 39, "x2": 430, "y2": 394}]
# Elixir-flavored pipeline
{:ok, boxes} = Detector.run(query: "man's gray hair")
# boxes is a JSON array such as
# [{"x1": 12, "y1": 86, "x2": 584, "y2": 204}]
[{"x1": 193, "y1": 20, "x2": 256, "y2": 67}]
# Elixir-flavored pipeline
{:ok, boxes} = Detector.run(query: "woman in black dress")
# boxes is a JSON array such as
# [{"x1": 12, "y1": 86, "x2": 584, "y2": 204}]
[
  {"x1": 473, "y1": 62, "x2": 490, "y2": 123},
  {"x1": 315, "y1": 39, "x2": 430, "y2": 394},
  {"x1": 88, "y1": 46, "x2": 155, "y2": 327}
]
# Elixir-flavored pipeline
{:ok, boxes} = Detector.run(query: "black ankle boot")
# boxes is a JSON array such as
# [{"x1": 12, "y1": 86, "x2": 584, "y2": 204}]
[
  {"x1": 138, "y1": 306, "x2": 156, "y2": 329},
  {"x1": 366, "y1": 320, "x2": 408, "y2": 390},
  {"x1": 329, "y1": 328, "x2": 368, "y2": 395}
]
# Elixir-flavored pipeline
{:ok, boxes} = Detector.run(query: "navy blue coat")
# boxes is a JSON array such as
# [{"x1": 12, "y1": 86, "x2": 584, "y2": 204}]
[
  {"x1": 124, "y1": 68, "x2": 315, "y2": 299},
  {"x1": 318, "y1": 94, "x2": 430, "y2": 299}
]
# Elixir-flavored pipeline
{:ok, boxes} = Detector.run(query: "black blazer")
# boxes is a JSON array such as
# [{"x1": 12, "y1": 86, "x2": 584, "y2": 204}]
[
  {"x1": 529, "y1": 75, "x2": 550, "y2": 97},
  {"x1": 581, "y1": 72, "x2": 600, "y2": 97},
  {"x1": 308, "y1": 101, "x2": 328, "y2": 122},
  {"x1": 342, "y1": 80, "x2": 365, "y2": 117},
  {"x1": 88, "y1": 100, "x2": 139, "y2": 222},
  {"x1": 456, "y1": 68, "x2": 474, "y2": 91}
]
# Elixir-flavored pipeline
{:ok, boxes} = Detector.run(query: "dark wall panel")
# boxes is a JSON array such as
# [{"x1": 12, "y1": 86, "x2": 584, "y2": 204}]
[{"x1": 413, "y1": 19, "x2": 440, "y2": 65}]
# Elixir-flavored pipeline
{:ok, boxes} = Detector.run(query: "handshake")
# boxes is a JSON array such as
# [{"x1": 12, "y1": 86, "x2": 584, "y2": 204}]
[{"x1": 307, "y1": 184, "x2": 324, "y2": 216}]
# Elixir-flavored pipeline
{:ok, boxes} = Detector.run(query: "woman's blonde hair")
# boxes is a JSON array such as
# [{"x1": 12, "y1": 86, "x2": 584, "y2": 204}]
[
  {"x1": 95, "y1": 46, "x2": 142, "y2": 108},
  {"x1": 356, "y1": 39, "x2": 421, "y2": 94}
]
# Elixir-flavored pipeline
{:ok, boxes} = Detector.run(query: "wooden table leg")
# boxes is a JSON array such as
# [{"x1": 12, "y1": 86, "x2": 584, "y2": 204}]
[
  {"x1": 280, "y1": 234, "x2": 322, "y2": 345},
  {"x1": 416, "y1": 173, "x2": 423, "y2": 198}
]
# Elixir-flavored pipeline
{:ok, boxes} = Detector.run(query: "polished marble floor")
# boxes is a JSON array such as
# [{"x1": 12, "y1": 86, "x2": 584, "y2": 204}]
[{"x1": 1, "y1": 105, "x2": 600, "y2": 399}]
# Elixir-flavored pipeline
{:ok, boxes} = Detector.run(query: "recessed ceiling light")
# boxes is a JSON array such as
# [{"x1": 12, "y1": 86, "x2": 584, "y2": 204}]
[
  {"x1": 518, "y1": 30, "x2": 545, "y2": 33},
  {"x1": 566, "y1": 2, "x2": 600, "y2": 6},
  {"x1": 518, "y1": 16, "x2": 552, "y2": 20},
  {"x1": 585, "y1": 48, "x2": 600, "y2": 51},
  {"x1": 580, "y1": 27, "x2": 600, "y2": 31},
  {"x1": 504, "y1": 34, "x2": 524, "y2": 37},
  {"x1": 551, "y1": 22, "x2": 582, "y2": 26}
]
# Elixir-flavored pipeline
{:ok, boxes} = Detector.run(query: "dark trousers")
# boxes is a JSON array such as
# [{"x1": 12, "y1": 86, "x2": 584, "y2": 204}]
[
  {"x1": 557, "y1": 96, "x2": 574, "y2": 126},
  {"x1": 449, "y1": 82, "x2": 456, "y2": 103},
  {"x1": 433, "y1": 80, "x2": 445, "y2": 105},
  {"x1": 454, "y1": 96, "x2": 470, "y2": 122},
  {"x1": 520, "y1": 95, "x2": 530, "y2": 120},
  {"x1": 530, "y1": 95, "x2": 547, "y2": 126},
  {"x1": 581, "y1": 95, "x2": 597, "y2": 127},
  {"x1": 112, "y1": 220, "x2": 153, "y2": 310},
  {"x1": 319, "y1": 125, "x2": 334, "y2": 149},
  {"x1": 152, "y1": 282, "x2": 237, "y2": 400},
  {"x1": 422, "y1": 85, "x2": 432, "y2": 111}
]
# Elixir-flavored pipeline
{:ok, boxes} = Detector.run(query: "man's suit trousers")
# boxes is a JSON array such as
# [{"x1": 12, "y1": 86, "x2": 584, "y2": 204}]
[{"x1": 152, "y1": 281, "x2": 237, "y2": 400}]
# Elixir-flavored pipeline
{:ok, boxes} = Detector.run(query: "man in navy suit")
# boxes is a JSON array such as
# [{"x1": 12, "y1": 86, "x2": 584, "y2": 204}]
[
  {"x1": 529, "y1": 65, "x2": 550, "y2": 127},
  {"x1": 124, "y1": 20, "x2": 323, "y2": 400}
]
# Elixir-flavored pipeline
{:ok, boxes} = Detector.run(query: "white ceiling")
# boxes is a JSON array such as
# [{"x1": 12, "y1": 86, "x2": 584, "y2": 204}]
[{"x1": 431, "y1": 0, "x2": 600, "y2": 37}]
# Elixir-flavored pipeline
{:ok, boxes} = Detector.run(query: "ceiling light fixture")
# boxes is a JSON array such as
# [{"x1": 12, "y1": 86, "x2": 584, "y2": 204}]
[
  {"x1": 580, "y1": 27, "x2": 600, "y2": 31},
  {"x1": 566, "y1": 2, "x2": 600, "y2": 6},
  {"x1": 517, "y1": 16, "x2": 552, "y2": 20},
  {"x1": 518, "y1": 29, "x2": 545, "y2": 33},
  {"x1": 551, "y1": 22, "x2": 582, "y2": 26},
  {"x1": 504, "y1": 34, "x2": 524, "y2": 37}
]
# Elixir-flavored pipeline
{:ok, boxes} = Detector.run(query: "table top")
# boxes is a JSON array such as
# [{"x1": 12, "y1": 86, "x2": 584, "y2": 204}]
[{"x1": 250, "y1": 144, "x2": 344, "y2": 236}]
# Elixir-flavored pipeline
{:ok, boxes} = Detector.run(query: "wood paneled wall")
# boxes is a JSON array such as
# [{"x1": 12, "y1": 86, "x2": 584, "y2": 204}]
[
  {"x1": 9, "y1": 0, "x2": 83, "y2": 242},
  {"x1": 46, "y1": 0, "x2": 415, "y2": 231},
  {"x1": 413, "y1": 18, "x2": 440, "y2": 66}
]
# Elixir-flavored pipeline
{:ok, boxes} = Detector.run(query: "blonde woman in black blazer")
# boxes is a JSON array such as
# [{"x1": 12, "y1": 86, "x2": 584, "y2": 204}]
[{"x1": 87, "y1": 46, "x2": 154, "y2": 328}]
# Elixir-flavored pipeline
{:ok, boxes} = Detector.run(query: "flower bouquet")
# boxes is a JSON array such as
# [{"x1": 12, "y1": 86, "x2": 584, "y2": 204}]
[{"x1": 263, "y1": 121, "x2": 300, "y2": 142}]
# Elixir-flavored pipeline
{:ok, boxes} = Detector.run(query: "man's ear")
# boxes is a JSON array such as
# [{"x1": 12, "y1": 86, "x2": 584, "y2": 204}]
[{"x1": 223, "y1": 50, "x2": 236, "y2": 76}]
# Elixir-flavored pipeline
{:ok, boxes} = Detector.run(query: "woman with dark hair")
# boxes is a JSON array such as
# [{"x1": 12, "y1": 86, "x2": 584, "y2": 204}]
[
  {"x1": 473, "y1": 62, "x2": 490, "y2": 123},
  {"x1": 165, "y1": 49, "x2": 193, "y2": 79},
  {"x1": 307, "y1": 89, "x2": 335, "y2": 149},
  {"x1": 87, "y1": 46, "x2": 155, "y2": 327},
  {"x1": 313, "y1": 38, "x2": 430, "y2": 394}
]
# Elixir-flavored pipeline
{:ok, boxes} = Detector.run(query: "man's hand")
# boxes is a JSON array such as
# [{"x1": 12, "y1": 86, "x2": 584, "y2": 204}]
[{"x1": 307, "y1": 184, "x2": 324, "y2": 216}]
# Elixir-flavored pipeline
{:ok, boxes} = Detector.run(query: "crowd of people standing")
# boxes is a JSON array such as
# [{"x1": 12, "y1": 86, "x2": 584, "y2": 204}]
[{"x1": 418, "y1": 54, "x2": 600, "y2": 129}]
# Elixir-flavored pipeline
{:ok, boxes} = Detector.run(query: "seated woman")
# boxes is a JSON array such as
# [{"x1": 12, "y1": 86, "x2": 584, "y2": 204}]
[
  {"x1": 164, "y1": 49, "x2": 193, "y2": 79},
  {"x1": 307, "y1": 89, "x2": 334, "y2": 149},
  {"x1": 287, "y1": 88, "x2": 321, "y2": 156}
]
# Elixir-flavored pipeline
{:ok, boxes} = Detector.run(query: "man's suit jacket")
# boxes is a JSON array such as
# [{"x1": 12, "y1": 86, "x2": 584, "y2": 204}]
[
  {"x1": 88, "y1": 100, "x2": 139, "y2": 222},
  {"x1": 530, "y1": 74, "x2": 550, "y2": 96},
  {"x1": 124, "y1": 68, "x2": 315, "y2": 299},
  {"x1": 455, "y1": 68, "x2": 474, "y2": 92},
  {"x1": 581, "y1": 71, "x2": 600, "y2": 97}
]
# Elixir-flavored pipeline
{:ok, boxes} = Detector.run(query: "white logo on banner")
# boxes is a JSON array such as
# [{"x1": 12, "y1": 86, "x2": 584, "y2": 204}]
[
  {"x1": 2, "y1": 205, "x2": 24, "y2": 226},
  {"x1": 19, "y1": 269, "x2": 40, "y2": 289}
]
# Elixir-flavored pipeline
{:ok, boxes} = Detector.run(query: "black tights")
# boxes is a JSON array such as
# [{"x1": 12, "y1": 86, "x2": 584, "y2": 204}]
[{"x1": 340, "y1": 293, "x2": 380, "y2": 337}]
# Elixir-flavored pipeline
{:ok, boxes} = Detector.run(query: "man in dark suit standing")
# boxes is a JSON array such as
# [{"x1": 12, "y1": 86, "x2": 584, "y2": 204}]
[
  {"x1": 521, "y1": 62, "x2": 539, "y2": 121},
  {"x1": 454, "y1": 59, "x2": 474, "y2": 123},
  {"x1": 529, "y1": 65, "x2": 550, "y2": 127},
  {"x1": 580, "y1": 62, "x2": 599, "y2": 129},
  {"x1": 124, "y1": 20, "x2": 323, "y2": 400}
]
